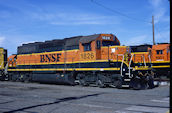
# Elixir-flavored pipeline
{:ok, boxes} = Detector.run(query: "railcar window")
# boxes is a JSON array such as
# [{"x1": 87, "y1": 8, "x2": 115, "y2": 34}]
[
  {"x1": 102, "y1": 41, "x2": 115, "y2": 46},
  {"x1": 83, "y1": 43, "x2": 91, "y2": 51},
  {"x1": 156, "y1": 50, "x2": 163, "y2": 54}
]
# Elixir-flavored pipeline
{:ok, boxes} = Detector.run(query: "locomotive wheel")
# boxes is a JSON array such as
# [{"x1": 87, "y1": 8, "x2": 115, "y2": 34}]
[
  {"x1": 133, "y1": 79, "x2": 148, "y2": 90},
  {"x1": 10, "y1": 75, "x2": 16, "y2": 82},
  {"x1": 140, "y1": 82, "x2": 148, "y2": 90},
  {"x1": 115, "y1": 80, "x2": 122, "y2": 89},
  {"x1": 24, "y1": 74, "x2": 32, "y2": 83},
  {"x1": 12, "y1": 74, "x2": 18, "y2": 82},
  {"x1": 132, "y1": 78, "x2": 141, "y2": 90},
  {"x1": 0, "y1": 71, "x2": 5, "y2": 81},
  {"x1": 148, "y1": 76, "x2": 154, "y2": 89},
  {"x1": 96, "y1": 79, "x2": 105, "y2": 88},
  {"x1": 79, "y1": 79, "x2": 89, "y2": 86},
  {"x1": 133, "y1": 83, "x2": 141, "y2": 90},
  {"x1": 112, "y1": 75, "x2": 122, "y2": 89}
]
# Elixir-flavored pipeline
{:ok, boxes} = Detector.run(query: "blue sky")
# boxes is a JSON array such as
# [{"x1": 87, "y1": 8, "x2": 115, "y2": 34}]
[{"x1": 0, "y1": 0, "x2": 170, "y2": 56}]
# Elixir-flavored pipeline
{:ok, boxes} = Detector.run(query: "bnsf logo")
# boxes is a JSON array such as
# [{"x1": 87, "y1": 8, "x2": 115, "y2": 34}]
[{"x1": 40, "y1": 53, "x2": 61, "y2": 62}]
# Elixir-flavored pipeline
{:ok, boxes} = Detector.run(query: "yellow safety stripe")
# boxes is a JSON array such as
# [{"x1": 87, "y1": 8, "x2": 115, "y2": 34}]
[
  {"x1": 8, "y1": 68, "x2": 120, "y2": 72},
  {"x1": 133, "y1": 61, "x2": 170, "y2": 63},
  {"x1": 131, "y1": 52, "x2": 149, "y2": 54},
  {"x1": 17, "y1": 59, "x2": 129, "y2": 67},
  {"x1": 151, "y1": 61, "x2": 170, "y2": 63},
  {"x1": 152, "y1": 65, "x2": 170, "y2": 68}
]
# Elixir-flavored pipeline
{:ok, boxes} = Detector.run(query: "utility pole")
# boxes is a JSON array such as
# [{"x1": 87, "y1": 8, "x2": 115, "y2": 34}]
[{"x1": 152, "y1": 15, "x2": 155, "y2": 45}]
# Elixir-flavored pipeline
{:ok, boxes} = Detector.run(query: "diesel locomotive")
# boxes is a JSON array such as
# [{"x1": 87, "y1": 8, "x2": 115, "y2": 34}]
[
  {"x1": 0, "y1": 47, "x2": 7, "y2": 80},
  {"x1": 130, "y1": 43, "x2": 170, "y2": 78},
  {"x1": 6, "y1": 34, "x2": 154, "y2": 89}
]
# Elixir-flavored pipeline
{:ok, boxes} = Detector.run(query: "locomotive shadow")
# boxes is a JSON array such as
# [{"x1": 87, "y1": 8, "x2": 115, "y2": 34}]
[{"x1": 4, "y1": 93, "x2": 105, "y2": 113}]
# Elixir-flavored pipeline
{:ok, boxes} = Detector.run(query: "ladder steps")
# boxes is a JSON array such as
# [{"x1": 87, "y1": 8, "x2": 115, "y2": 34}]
[
  {"x1": 124, "y1": 79, "x2": 131, "y2": 81},
  {"x1": 122, "y1": 85, "x2": 129, "y2": 87}
]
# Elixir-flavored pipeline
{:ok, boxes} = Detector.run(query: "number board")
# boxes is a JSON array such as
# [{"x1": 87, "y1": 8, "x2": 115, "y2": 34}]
[
  {"x1": 102, "y1": 36, "x2": 111, "y2": 40},
  {"x1": 156, "y1": 56, "x2": 164, "y2": 60},
  {"x1": 80, "y1": 52, "x2": 95, "y2": 60}
]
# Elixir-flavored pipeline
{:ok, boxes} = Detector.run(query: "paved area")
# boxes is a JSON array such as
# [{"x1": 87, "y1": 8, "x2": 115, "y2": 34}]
[{"x1": 0, "y1": 81, "x2": 169, "y2": 113}]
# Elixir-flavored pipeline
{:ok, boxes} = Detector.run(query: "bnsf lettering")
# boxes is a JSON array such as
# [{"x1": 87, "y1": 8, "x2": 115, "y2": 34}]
[{"x1": 40, "y1": 53, "x2": 61, "y2": 62}]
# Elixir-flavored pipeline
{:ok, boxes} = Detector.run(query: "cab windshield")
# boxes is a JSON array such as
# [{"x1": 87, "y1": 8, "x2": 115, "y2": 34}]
[{"x1": 102, "y1": 41, "x2": 115, "y2": 46}]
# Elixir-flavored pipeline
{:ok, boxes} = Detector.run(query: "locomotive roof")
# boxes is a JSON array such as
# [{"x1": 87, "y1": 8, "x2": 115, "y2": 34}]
[
  {"x1": 19, "y1": 34, "x2": 110, "y2": 47},
  {"x1": 130, "y1": 44, "x2": 152, "y2": 52},
  {"x1": 17, "y1": 34, "x2": 116, "y2": 54},
  {"x1": 20, "y1": 36, "x2": 83, "y2": 47},
  {"x1": 64, "y1": 36, "x2": 82, "y2": 46},
  {"x1": 156, "y1": 43, "x2": 170, "y2": 45},
  {"x1": 130, "y1": 44, "x2": 152, "y2": 47},
  {"x1": 79, "y1": 34, "x2": 100, "y2": 44}
]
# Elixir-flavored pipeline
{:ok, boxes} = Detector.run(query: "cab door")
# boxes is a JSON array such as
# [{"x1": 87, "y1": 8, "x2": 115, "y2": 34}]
[{"x1": 95, "y1": 40, "x2": 101, "y2": 60}]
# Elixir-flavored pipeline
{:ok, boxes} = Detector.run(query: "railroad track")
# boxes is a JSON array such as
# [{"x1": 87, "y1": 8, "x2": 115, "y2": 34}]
[{"x1": 154, "y1": 78, "x2": 170, "y2": 82}]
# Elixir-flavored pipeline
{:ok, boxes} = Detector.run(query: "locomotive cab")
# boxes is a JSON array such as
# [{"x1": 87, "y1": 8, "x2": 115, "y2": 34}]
[
  {"x1": 79, "y1": 34, "x2": 121, "y2": 61},
  {"x1": 77, "y1": 34, "x2": 137, "y2": 88}
]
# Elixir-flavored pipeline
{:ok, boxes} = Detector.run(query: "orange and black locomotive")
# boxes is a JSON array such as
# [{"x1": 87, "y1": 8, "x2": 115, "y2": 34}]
[
  {"x1": 130, "y1": 43, "x2": 170, "y2": 78},
  {"x1": 7, "y1": 34, "x2": 154, "y2": 89}
]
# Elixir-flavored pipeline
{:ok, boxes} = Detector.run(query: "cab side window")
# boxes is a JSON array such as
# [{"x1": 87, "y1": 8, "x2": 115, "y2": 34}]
[{"x1": 83, "y1": 43, "x2": 91, "y2": 51}]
